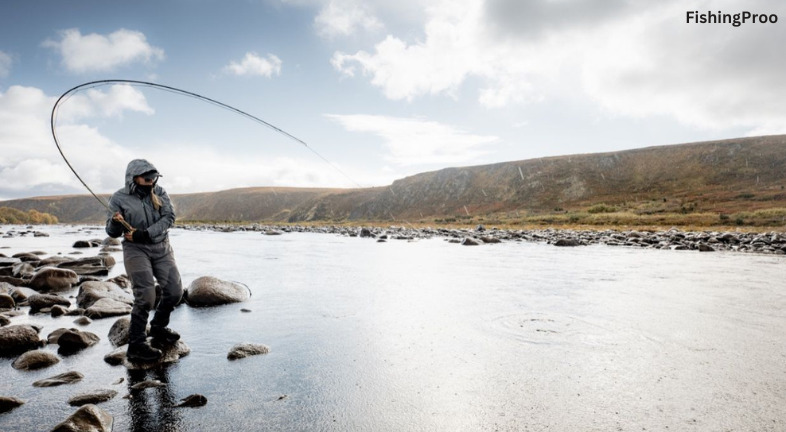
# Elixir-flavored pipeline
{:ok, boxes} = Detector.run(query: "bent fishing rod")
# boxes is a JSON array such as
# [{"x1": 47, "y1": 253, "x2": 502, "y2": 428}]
[{"x1": 50, "y1": 79, "x2": 364, "y2": 231}]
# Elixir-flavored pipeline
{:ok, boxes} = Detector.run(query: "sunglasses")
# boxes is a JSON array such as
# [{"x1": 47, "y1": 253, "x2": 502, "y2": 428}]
[{"x1": 140, "y1": 173, "x2": 160, "y2": 182}]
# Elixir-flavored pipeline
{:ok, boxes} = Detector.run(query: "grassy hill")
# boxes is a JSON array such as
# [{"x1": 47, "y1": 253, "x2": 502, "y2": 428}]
[{"x1": 4, "y1": 135, "x2": 786, "y2": 228}]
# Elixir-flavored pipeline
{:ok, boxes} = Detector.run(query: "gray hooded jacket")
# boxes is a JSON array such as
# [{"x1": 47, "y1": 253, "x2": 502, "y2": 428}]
[{"x1": 105, "y1": 159, "x2": 175, "y2": 243}]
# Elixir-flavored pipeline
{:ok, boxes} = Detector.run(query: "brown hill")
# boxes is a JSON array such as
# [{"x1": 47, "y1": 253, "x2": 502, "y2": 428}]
[{"x1": 4, "y1": 135, "x2": 786, "y2": 225}]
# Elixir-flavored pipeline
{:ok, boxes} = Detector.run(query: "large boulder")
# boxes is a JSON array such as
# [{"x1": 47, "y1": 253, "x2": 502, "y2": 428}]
[
  {"x1": 77, "y1": 281, "x2": 133, "y2": 309},
  {"x1": 0, "y1": 324, "x2": 44, "y2": 355},
  {"x1": 184, "y1": 276, "x2": 250, "y2": 307},
  {"x1": 84, "y1": 298, "x2": 132, "y2": 319},
  {"x1": 51, "y1": 404, "x2": 113, "y2": 432},
  {"x1": 0, "y1": 293, "x2": 14, "y2": 309},
  {"x1": 12, "y1": 349, "x2": 60, "y2": 370},
  {"x1": 27, "y1": 294, "x2": 71, "y2": 314},
  {"x1": 123, "y1": 340, "x2": 191, "y2": 370},
  {"x1": 28, "y1": 267, "x2": 79, "y2": 292}
]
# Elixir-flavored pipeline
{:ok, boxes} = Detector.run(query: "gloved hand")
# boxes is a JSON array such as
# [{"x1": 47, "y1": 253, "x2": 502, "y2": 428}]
[{"x1": 131, "y1": 229, "x2": 152, "y2": 243}]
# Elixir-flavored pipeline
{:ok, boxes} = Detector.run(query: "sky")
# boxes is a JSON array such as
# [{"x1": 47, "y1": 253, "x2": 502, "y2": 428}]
[{"x1": 1, "y1": 0, "x2": 785, "y2": 200}]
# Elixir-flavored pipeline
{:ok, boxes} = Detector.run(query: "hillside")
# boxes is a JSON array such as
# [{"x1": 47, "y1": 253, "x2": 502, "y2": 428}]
[{"x1": 3, "y1": 135, "x2": 786, "y2": 226}]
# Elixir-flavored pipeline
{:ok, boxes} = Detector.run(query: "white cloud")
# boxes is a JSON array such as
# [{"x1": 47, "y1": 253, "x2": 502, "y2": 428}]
[
  {"x1": 0, "y1": 51, "x2": 11, "y2": 77},
  {"x1": 326, "y1": 114, "x2": 497, "y2": 165},
  {"x1": 331, "y1": 0, "x2": 786, "y2": 134},
  {"x1": 223, "y1": 52, "x2": 282, "y2": 77},
  {"x1": 315, "y1": 0, "x2": 384, "y2": 37},
  {"x1": 42, "y1": 28, "x2": 164, "y2": 73}
]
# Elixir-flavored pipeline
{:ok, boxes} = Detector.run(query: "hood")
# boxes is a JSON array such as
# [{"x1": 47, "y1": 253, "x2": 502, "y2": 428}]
[{"x1": 124, "y1": 159, "x2": 160, "y2": 193}]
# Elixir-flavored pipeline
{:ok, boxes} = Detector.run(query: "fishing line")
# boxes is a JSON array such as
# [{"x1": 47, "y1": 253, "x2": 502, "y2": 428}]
[{"x1": 51, "y1": 79, "x2": 414, "y2": 230}]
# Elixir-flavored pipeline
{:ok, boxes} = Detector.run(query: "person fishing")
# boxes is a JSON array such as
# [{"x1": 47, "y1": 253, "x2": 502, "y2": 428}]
[{"x1": 106, "y1": 159, "x2": 183, "y2": 363}]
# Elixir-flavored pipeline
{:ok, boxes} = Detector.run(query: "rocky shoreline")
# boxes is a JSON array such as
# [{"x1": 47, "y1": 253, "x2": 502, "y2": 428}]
[{"x1": 180, "y1": 223, "x2": 786, "y2": 255}]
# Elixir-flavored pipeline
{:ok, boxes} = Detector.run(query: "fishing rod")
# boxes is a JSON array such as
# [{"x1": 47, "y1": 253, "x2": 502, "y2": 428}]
[{"x1": 50, "y1": 79, "x2": 366, "y2": 230}]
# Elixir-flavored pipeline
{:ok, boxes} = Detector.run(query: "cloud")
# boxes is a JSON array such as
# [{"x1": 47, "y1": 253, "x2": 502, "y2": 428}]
[
  {"x1": 326, "y1": 114, "x2": 497, "y2": 165},
  {"x1": 223, "y1": 52, "x2": 282, "y2": 77},
  {"x1": 42, "y1": 28, "x2": 164, "y2": 73},
  {"x1": 0, "y1": 51, "x2": 11, "y2": 77},
  {"x1": 315, "y1": 0, "x2": 384, "y2": 37},
  {"x1": 331, "y1": 0, "x2": 786, "y2": 134},
  {"x1": 0, "y1": 85, "x2": 155, "y2": 199}
]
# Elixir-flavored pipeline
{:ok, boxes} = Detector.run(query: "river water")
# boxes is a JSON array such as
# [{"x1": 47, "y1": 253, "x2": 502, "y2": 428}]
[{"x1": 1, "y1": 225, "x2": 785, "y2": 431}]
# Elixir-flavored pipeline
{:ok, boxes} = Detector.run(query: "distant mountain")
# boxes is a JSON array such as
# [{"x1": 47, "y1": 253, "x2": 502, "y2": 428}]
[{"x1": 4, "y1": 135, "x2": 785, "y2": 224}]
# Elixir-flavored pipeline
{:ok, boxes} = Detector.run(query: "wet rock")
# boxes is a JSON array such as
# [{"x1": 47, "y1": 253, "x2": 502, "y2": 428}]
[
  {"x1": 0, "y1": 315, "x2": 10, "y2": 326},
  {"x1": 12, "y1": 261, "x2": 35, "y2": 278},
  {"x1": 184, "y1": 276, "x2": 250, "y2": 307},
  {"x1": 9, "y1": 286, "x2": 38, "y2": 303},
  {"x1": 56, "y1": 329, "x2": 100, "y2": 354},
  {"x1": 51, "y1": 404, "x2": 113, "y2": 432},
  {"x1": 72, "y1": 240, "x2": 101, "y2": 248},
  {"x1": 0, "y1": 324, "x2": 45, "y2": 355},
  {"x1": 0, "y1": 275, "x2": 26, "y2": 287},
  {"x1": 175, "y1": 394, "x2": 208, "y2": 407},
  {"x1": 105, "y1": 274, "x2": 131, "y2": 289},
  {"x1": 38, "y1": 256, "x2": 73, "y2": 267},
  {"x1": 28, "y1": 267, "x2": 79, "y2": 292},
  {"x1": 122, "y1": 340, "x2": 191, "y2": 370},
  {"x1": 12, "y1": 252, "x2": 40, "y2": 262},
  {"x1": 51, "y1": 304, "x2": 70, "y2": 317},
  {"x1": 84, "y1": 298, "x2": 132, "y2": 319},
  {"x1": 0, "y1": 396, "x2": 25, "y2": 413},
  {"x1": 33, "y1": 371, "x2": 84, "y2": 387},
  {"x1": 359, "y1": 227, "x2": 374, "y2": 238},
  {"x1": 0, "y1": 293, "x2": 14, "y2": 309},
  {"x1": 12, "y1": 349, "x2": 60, "y2": 370},
  {"x1": 227, "y1": 342, "x2": 270, "y2": 360},
  {"x1": 102, "y1": 237, "x2": 121, "y2": 246},
  {"x1": 73, "y1": 316, "x2": 92, "y2": 326},
  {"x1": 27, "y1": 293, "x2": 71, "y2": 314},
  {"x1": 698, "y1": 244, "x2": 715, "y2": 252},
  {"x1": 58, "y1": 256, "x2": 116, "y2": 276},
  {"x1": 130, "y1": 379, "x2": 166, "y2": 390},
  {"x1": 68, "y1": 389, "x2": 118, "y2": 406},
  {"x1": 103, "y1": 346, "x2": 126, "y2": 366},
  {"x1": 77, "y1": 281, "x2": 133, "y2": 309},
  {"x1": 108, "y1": 317, "x2": 130, "y2": 347},
  {"x1": 480, "y1": 236, "x2": 501, "y2": 244},
  {"x1": 554, "y1": 238, "x2": 581, "y2": 247},
  {"x1": 461, "y1": 237, "x2": 480, "y2": 246}
]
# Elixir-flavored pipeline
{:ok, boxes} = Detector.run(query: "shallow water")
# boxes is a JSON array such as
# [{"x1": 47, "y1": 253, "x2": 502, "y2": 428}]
[{"x1": 1, "y1": 225, "x2": 785, "y2": 431}]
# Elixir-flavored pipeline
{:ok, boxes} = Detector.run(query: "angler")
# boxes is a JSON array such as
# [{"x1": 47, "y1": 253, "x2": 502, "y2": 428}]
[{"x1": 106, "y1": 159, "x2": 183, "y2": 363}]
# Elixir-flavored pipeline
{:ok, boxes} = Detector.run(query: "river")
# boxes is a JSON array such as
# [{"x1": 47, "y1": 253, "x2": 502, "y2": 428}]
[{"x1": 1, "y1": 225, "x2": 785, "y2": 431}]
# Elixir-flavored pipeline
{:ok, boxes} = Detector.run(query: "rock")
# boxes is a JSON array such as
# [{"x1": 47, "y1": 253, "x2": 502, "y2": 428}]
[
  {"x1": 28, "y1": 267, "x2": 79, "y2": 292},
  {"x1": 27, "y1": 294, "x2": 71, "y2": 314},
  {"x1": 38, "y1": 256, "x2": 73, "y2": 267},
  {"x1": 0, "y1": 315, "x2": 10, "y2": 326},
  {"x1": 0, "y1": 293, "x2": 14, "y2": 309},
  {"x1": 554, "y1": 238, "x2": 581, "y2": 247},
  {"x1": 123, "y1": 340, "x2": 191, "y2": 370},
  {"x1": 0, "y1": 396, "x2": 25, "y2": 414},
  {"x1": 227, "y1": 342, "x2": 270, "y2": 360},
  {"x1": 56, "y1": 329, "x2": 100, "y2": 354},
  {"x1": 359, "y1": 227, "x2": 374, "y2": 238},
  {"x1": 51, "y1": 404, "x2": 113, "y2": 432},
  {"x1": 68, "y1": 389, "x2": 118, "y2": 406},
  {"x1": 12, "y1": 261, "x2": 35, "y2": 278},
  {"x1": 77, "y1": 281, "x2": 133, "y2": 309},
  {"x1": 51, "y1": 304, "x2": 70, "y2": 317},
  {"x1": 9, "y1": 286, "x2": 38, "y2": 302},
  {"x1": 33, "y1": 371, "x2": 84, "y2": 387},
  {"x1": 12, "y1": 349, "x2": 60, "y2": 370},
  {"x1": 461, "y1": 237, "x2": 480, "y2": 246},
  {"x1": 72, "y1": 240, "x2": 100, "y2": 248},
  {"x1": 73, "y1": 316, "x2": 92, "y2": 326},
  {"x1": 84, "y1": 298, "x2": 133, "y2": 319},
  {"x1": 108, "y1": 317, "x2": 130, "y2": 347},
  {"x1": 103, "y1": 347, "x2": 126, "y2": 366},
  {"x1": 102, "y1": 237, "x2": 121, "y2": 246},
  {"x1": 0, "y1": 324, "x2": 44, "y2": 355},
  {"x1": 12, "y1": 252, "x2": 40, "y2": 262},
  {"x1": 184, "y1": 276, "x2": 250, "y2": 307},
  {"x1": 58, "y1": 256, "x2": 116, "y2": 276},
  {"x1": 174, "y1": 394, "x2": 208, "y2": 408},
  {"x1": 698, "y1": 244, "x2": 715, "y2": 252},
  {"x1": 47, "y1": 328, "x2": 70, "y2": 344},
  {"x1": 105, "y1": 274, "x2": 131, "y2": 289},
  {"x1": 130, "y1": 379, "x2": 166, "y2": 390},
  {"x1": 480, "y1": 236, "x2": 501, "y2": 244}
]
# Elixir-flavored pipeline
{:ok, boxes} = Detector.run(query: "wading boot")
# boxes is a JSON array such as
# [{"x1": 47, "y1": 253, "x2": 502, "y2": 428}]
[
  {"x1": 127, "y1": 342, "x2": 163, "y2": 363},
  {"x1": 150, "y1": 326, "x2": 180, "y2": 348}
]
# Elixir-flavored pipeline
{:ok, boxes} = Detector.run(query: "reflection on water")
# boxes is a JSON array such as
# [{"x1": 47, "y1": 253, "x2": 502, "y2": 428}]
[{"x1": 1, "y1": 225, "x2": 785, "y2": 431}]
